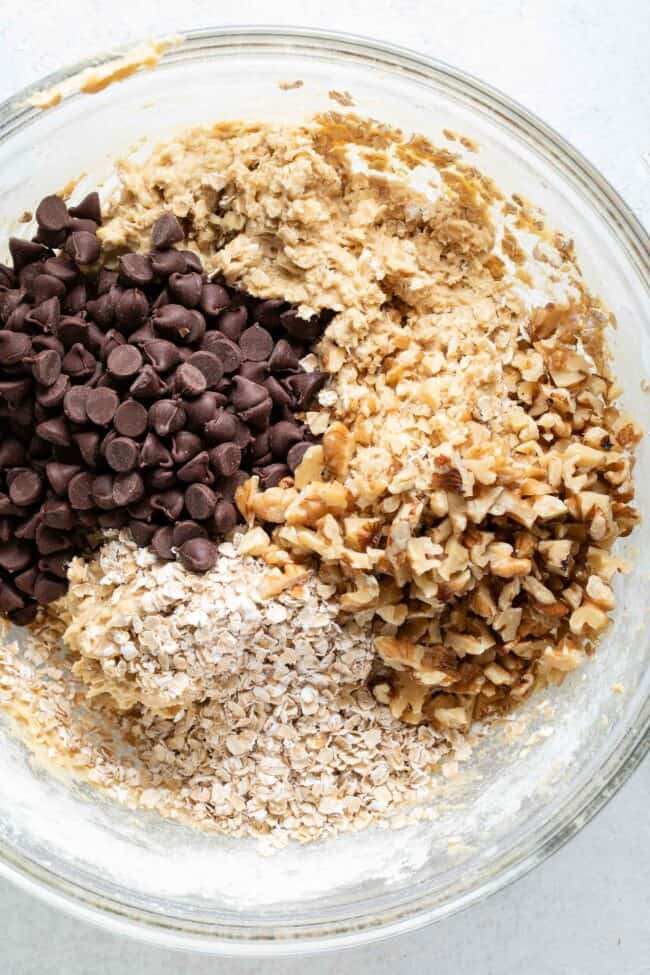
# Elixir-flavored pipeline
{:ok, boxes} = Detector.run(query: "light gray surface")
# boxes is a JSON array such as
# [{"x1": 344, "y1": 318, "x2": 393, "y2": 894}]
[{"x1": 0, "y1": 0, "x2": 648, "y2": 972}]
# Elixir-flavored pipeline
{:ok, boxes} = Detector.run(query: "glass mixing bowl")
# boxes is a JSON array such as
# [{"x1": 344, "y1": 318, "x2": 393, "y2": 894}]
[{"x1": 0, "y1": 27, "x2": 648, "y2": 957}]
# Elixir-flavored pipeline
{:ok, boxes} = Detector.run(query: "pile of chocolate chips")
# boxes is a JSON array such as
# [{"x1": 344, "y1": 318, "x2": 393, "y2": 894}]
[{"x1": 0, "y1": 194, "x2": 332, "y2": 623}]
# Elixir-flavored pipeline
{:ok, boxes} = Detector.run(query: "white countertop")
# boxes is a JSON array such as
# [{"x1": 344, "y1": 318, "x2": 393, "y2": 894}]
[{"x1": 1, "y1": 1, "x2": 648, "y2": 972}]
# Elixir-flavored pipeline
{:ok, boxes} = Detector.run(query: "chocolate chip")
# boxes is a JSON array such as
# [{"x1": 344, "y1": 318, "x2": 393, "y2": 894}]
[
  {"x1": 143, "y1": 339, "x2": 180, "y2": 373},
  {"x1": 73, "y1": 430, "x2": 101, "y2": 466},
  {"x1": 265, "y1": 375, "x2": 293, "y2": 407},
  {"x1": 129, "y1": 521, "x2": 157, "y2": 547},
  {"x1": 89, "y1": 474, "x2": 114, "y2": 510},
  {"x1": 97, "y1": 510, "x2": 125, "y2": 529},
  {"x1": 255, "y1": 298, "x2": 287, "y2": 329},
  {"x1": 172, "y1": 362, "x2": 207, "y2": 398},
  {"x1": 172, "y1": 520, "x2": 208, "y2": 549},
  {"x1": 239, "y1": 361, "x2": 269, "y2": 384},
  {"x1": 177, "y1": 451, "x2": 212, "y2": 484},
  {"x1": 44, "y1": 255, "x2": 78, "y2": 285},
  {"x1": 119, "y1": 253, "x2": 154, "y2": 287},
  {"x1": 151, "y1": 490, "x2": 184, "y2": 522},
  {"x1": 46, "y1": 462, "x2": 80, "y2": 496},
  {"x1": 33, "y1": 573, "x2": 67, "y2": 604},
  {"x1": 67, "y1": 470, "x2": 94, "y2": 509},
  {"x1": 268, "y1": 421, "x2": 303, "y2": 458},
  {"x1": 36, "y1": 415, "x2": 71, "y2": 447},
  {"x1": 204, "y1": 409, "x2": 238, "y2": 443},
  {"x1": 0, "y1": 439, "x2": 26, "y2": 468},
  {"x1": 105, "y1": 437, "x2": 139, "y2": 473},
  {"x1": 183, "y1": 391, "x2": 224, "y2": 429},
  {"x1": 9, "y1": 238, "x2": 50, "y2": 273},
  {"x1": 184, "y1": 483, "x2": 217, "y2": 520},
  {"x1": 231, "y1": 376, "x2": 267, "y2": 413},
  {"x1": 218, "y1": 306, "x2": 248, "y2": 341},
  {"x1": 0, "y1": 331, "x2": 31, "y2": 365},
  {"x1": 148, "y1": 399, "x2": 186, "y2": 437},
  {"x1": 216, "y1": 470, "x2": 248, "y2": 502},
  {"x1": 64, "y1": 231, "x2": 100, "y2": 265},
  {"x1": 171, "y1": 431, "x2": 202, "y2": 464},
  {"x1": 201, "y1": 333, "x2": 242, "y2": 373},
  {"x1": 287, "y1": 441, "x2": 313, "y2": 472},
  {"x1": 186, "y1": 350, "x2": 223, "y2": 388},
  {"x1": 35, "y1": 195, "x2": 69, "y2": 234},
  {"x1": 32, "y1": 349, "x2": 61, "y2": 386},
  {"x1": 0, "y1": 580, "x2": 25, "y2": 612},
  {"x1": 36, "y1": 373, "x2": 69, "y2": 409},
  {"x1": 139, "y1": 432, "x2": 172, "y2": 468},
  {"x1": 38, "y1": 552, "x2": 70, "y2": 578},
  {"x1": 212, "y1": 498, "x2": 239, "y2": 534},
  {"x1": 62, "y1": 343, "x2": 95, "y2": 379},
  {"x1": 150, "y1": 248, "x2": 187, "y2": 277},
  {"x1": 151, "y1": 213, "x2": 184, "y2": 249},
  {"x1": 209, "y1": 442, "x2": 241, "y2": 477},
  {"x1": 285, "y1": 371, "x2": 327, "y2": 408},
  {"x1": 113, "y1": 471, "x2": 144, "y2": 507},
  {"x1": 68, "y1": 192, "x2": 102, "y2": 225},
  {"x1": 127, "y1": 497, "x2": 153, "y2": 521},
  {"x1": 8, "y1": 468, "x2": 42, "y2": 506},
  {"x1": 280, "y1": 308, "x2": 325, "y2": 341},
  {"x1": 255, "y1": 463, "x2": 290, "y2": 489},
  {"x1": 115, "y1": 288, "x2": 149, "y2": 329},
  {"x1": 269, "y1": 338, "x2": 301, "y2": 372},
  {"x1": 14, "y1": 566, "x2": 38, "y2": 595},
  {"x1": 113, "y1": 399, "x2": 148, "y2": 438},
  {"x1": 35, "y1": 523, "x2": 72, "y2": 555},
  {"x1": 55, "y1": 314, "x2": 87, "y2": 347},
  {"x1": 0, "y1": 540, "x2": 33, "y2": 573},
  {"x1": 86, "y1": 386, "x2": 119, "y2": 425},
  {"x1": 181, "y1": 251, "x2": 203, "y2": 274},
  {"x1": 199, "y1": 283, "x2": 230, "y2": 318},
  {"x1": 107, "y1": 344, "x2": 143, "y2": 380},
  {"x1": 152, "y1": 303, "x2": 194, "y2": 341},
  {"x1": 240, "y1": 324, "x2": 273, "y2": 362},
  {"x1": 33, "y1": 273, "x2": 66, "y2": 304},
  {"x1": 67, "y1": 217, "x2": 97, "y2": 236},
  {"x1": 130, "y1": 364, "x2": 167, "y2": 399},
  {"x1": 147, "y1": 467, "x2": 176, "y2": 490},
  {"x1": 169, "y1": 271, "x2": 202, "y2": 308},
  {"x1": 42, "y1": 498, "x2": 76, "y2": 530},
  {"x1": 178, "y1": 536, "x2": 217, "y2": 573}
]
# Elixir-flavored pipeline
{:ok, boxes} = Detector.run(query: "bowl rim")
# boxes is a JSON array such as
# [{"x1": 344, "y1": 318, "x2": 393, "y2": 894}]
[{"x1": 0, "y1": 24, "x2": 648, "y2": 957}]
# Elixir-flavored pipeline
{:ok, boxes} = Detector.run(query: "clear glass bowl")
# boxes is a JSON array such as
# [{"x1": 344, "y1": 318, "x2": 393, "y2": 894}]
[{"x1": 0, "y1": 27, "x2": 648, "y2": 957}]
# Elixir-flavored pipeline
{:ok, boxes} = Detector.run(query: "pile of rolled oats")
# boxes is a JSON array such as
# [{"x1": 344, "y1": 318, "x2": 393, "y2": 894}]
[{"x1": 0, "y1": 112, "x2": 642, "y2": 842}]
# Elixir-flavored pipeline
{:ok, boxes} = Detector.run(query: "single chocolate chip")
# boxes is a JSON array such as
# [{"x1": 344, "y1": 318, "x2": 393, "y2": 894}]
[
  {"x1": 90, "y1": 474, "x2": 115, "y2": 510},
  {"x1": 0, "y1": 331, "x2": 31, "y2": 365},
  {"x1": 204, "y1": 409, "x2": 238, "y2": 443},
  {"x1": 255, "y1": 463, "x2": 290, "y2": 489},
  {"x1": 0, "y1": 493, "x2": 25, "y2": 517},
  {"x1": 151, "y1": 490, "x2": 184, "y2": 522},
  {"x1": 230, "y1": 375, "x2": 268, "y2": 412},
  {"x1": 0, "y1": 540, "x2": 33, "y2": 573},
  {"x1": 86, "y1": 387, "x2": 120, "y2": 425},
  {"x1": 119, "y1": 253, "x2": 154, "y2": 287},
  {"x1": 150, "y1": 248, "x2": 187, "y2": 277},
  {"x1": 67, "y1": 471, "x2": 95, "y2": 509},
  {"x1": 55, "y1": 314, "x2": 87, "y2": 347},
  {"x1": 139, "y1": 432, "x2": 172, "y2": 468},
  {"x1": 0, "y1": 377, "x2": 32, "y2": 405},
  {"x1": 33, "y1": 573, "x2": 67, "y2": 604},
  {"x1": 62, "y1": 343, "x2": 95, "y2": 379},
  {"x1": 231, "y1": 415, "x2": 254, "y2": 449},
  {"x1": 35, "y1": 195, "x2": 69, "y2": 233},
  {"x1": 184, "y1": 483, "x2": 217, "y2": 520},
  {"x1": 153, "y1": 303, "x2": 194, "y2": 341},
  {"x1": 265, "y1": 375, "x2": 293, "y2": 407},
  {"x1": 36, "y1": 373, "x2": 69, "y2": 409},
  {"x1": 287, "y1": 441, "x2": 313, "y2": 472},
  {"x1": 172, "y1": 362, "x2": 207, "y2": 398},
  {"x1": 46, "y1": 462, "x2": 80, "y2": 496},
  {"x1": 113, "y1": 471, "x2": 145, "y2": 507},
  {"x1": 212, "y1": 498, "x2": 240, "y2": 534},
  {"x1": 62, "y1": 386, "x2": 90, "y2": 424},
  {"x1": 249, "y1": 430, "x2": 270, "y2": 462},
  {"x1": 14, "y1": 510, "x2": 42, "y2": 537},
  {"x1": 0, "y1": 439, "x2": 26, "y2": 468},
  {"x1": 62, "y1": 282, "x2": 88, "y2": 314},
  {"x1": 239, "y1": 324, "x2": 274, "y2": 362},
  {"x1": 238, "y1": 361, "x2": 269, "y2": 384},
  {"x1": 0, "y1": 580, "x2": 25, "y2": 612},
  {"x1": 143, "y1": 339, "x2": 181, "y2": 373},
  {"x1": 32, "y1": 349, "x2": 61, "y2": 386},
  {"x1": 240, "y1": 395, "x2": 272, "y2": 430},
  {"x1": 32, "y1": 334, "x2": 64, "y2": 356},
  {"x1": 147, "y1": 467, "x2": 176, "y2": 490},
  {"x1": 269, "y1": 420, "x2": 303, "y2": 458},
  {"x1": 129, "y1": 520, "x2": 158, "y2": 547},
  {"x1": 177, "y1": 451, "x2": 212, "y2": 484},
  {"x1": 32, "y1": 273, "x2": 66, "y2": 304},
  {"x1": 201, "y1": 333, "x2": 242, "y2": 373},
  {"x1": 97, "y1": 510, "x2": 126, "y2": 529},
  {"x1": 149, "y1": 525, "x2": 174, "y2": 560},
  {"x1": 38, "y1": 552, "x2": 70, "y2": 578},
  {"x1": 68, "y1": 192, "x2": 102, "y2": 224},
  {"x1": 36, "y1": 416, "x2": 71, "y2": 447},
  {"x1": 218, "y1": 306, "x2": 248, "y2": 341},
  {"x1": 115, "y1": 288, "x2": 149, "y2": 329},
  {"x1": 280, "y1": 308, "x2": 325, "y2": 341},
  {"x1": 210, "y1": 442, "x2": 242, "y2": 477},
  {"x1": 73, "y1": 430, "x2": 101, "y2": 467},
  {"x1": 199, "y1": 283, "x2": 230, "y2": 318},
  {"x1": 130, "y1": 364, "x2": 168, "y2": 399},
  {"x1": 178, "y1": 536, "x2": 217, "y2": 573},
  {"x1": 113, "y1": 399, "x2": 148, "y2": 438},
  {"x1": 107, "y1": 344, "x2": 143, "y2": 380},
  {"x1": 67, "y1": 217, "x2": 97, "y2": 235},
  {"x1": 42, "y1": 498, "x2": 76, "y2": 530},
  {"x1": 9, "y1": 238, "x2": 50, "y2": 273},
  {"x1": 148, "y1": 399, "x2": 186, "y2": 437},
  {"x1": 180, "y1": 251, "x2": 203, "y2": 274},
  {"x1": 126, "y1": 496, "x2": 152, "y2": 521},
  {"x1": 35, "y1": 523, "x2": 72, "y2": 555},
  {"x1": 5, "y1": 302, "x2": 31, "y2": 333},
  {"x1": 44, "y1": 256, "x2": 78, "y2": 285},
  {"x1": 14, "y1": 566, "x2": 38, "y2": 595},
  {"x1": 65, "y1": 231, "x2": 100, "y2": 265},
  {"x1": 269, "y1": 338, "x2": 301, "y2": 372},
  {"x1": 183, "y1": 391, "x2": 224, "y2": 429},
  {"x1": 8, "y1": 469, "x2": 43, "y2": 506},
  {"x1": 215, "y1": 470, "x2": 248, "y2": 502},
  {"x1": 171, "y1": 431, "x2": 202, "y2": 464},
  {"x1": 151, "y1": 213, "x2": 184, "y2": 249},
  {"x1": 285, "y1": 371, "x2": 327, "y2": 408},
  {"x1": 255, "y1": 298, "x2": 287, "y2": 330},
  {"x1": 169, "y1": 271, "x2": 202, "y2": 308},
  {"x1": 186, "y1": 350, "x2": 224, "y2": 388},
  {"x1": 172, "y1": 520, "x2": 208, "y2": 549},
  {"x1": 105, "y1": 437, "x2": 139, "y2": 473}
]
